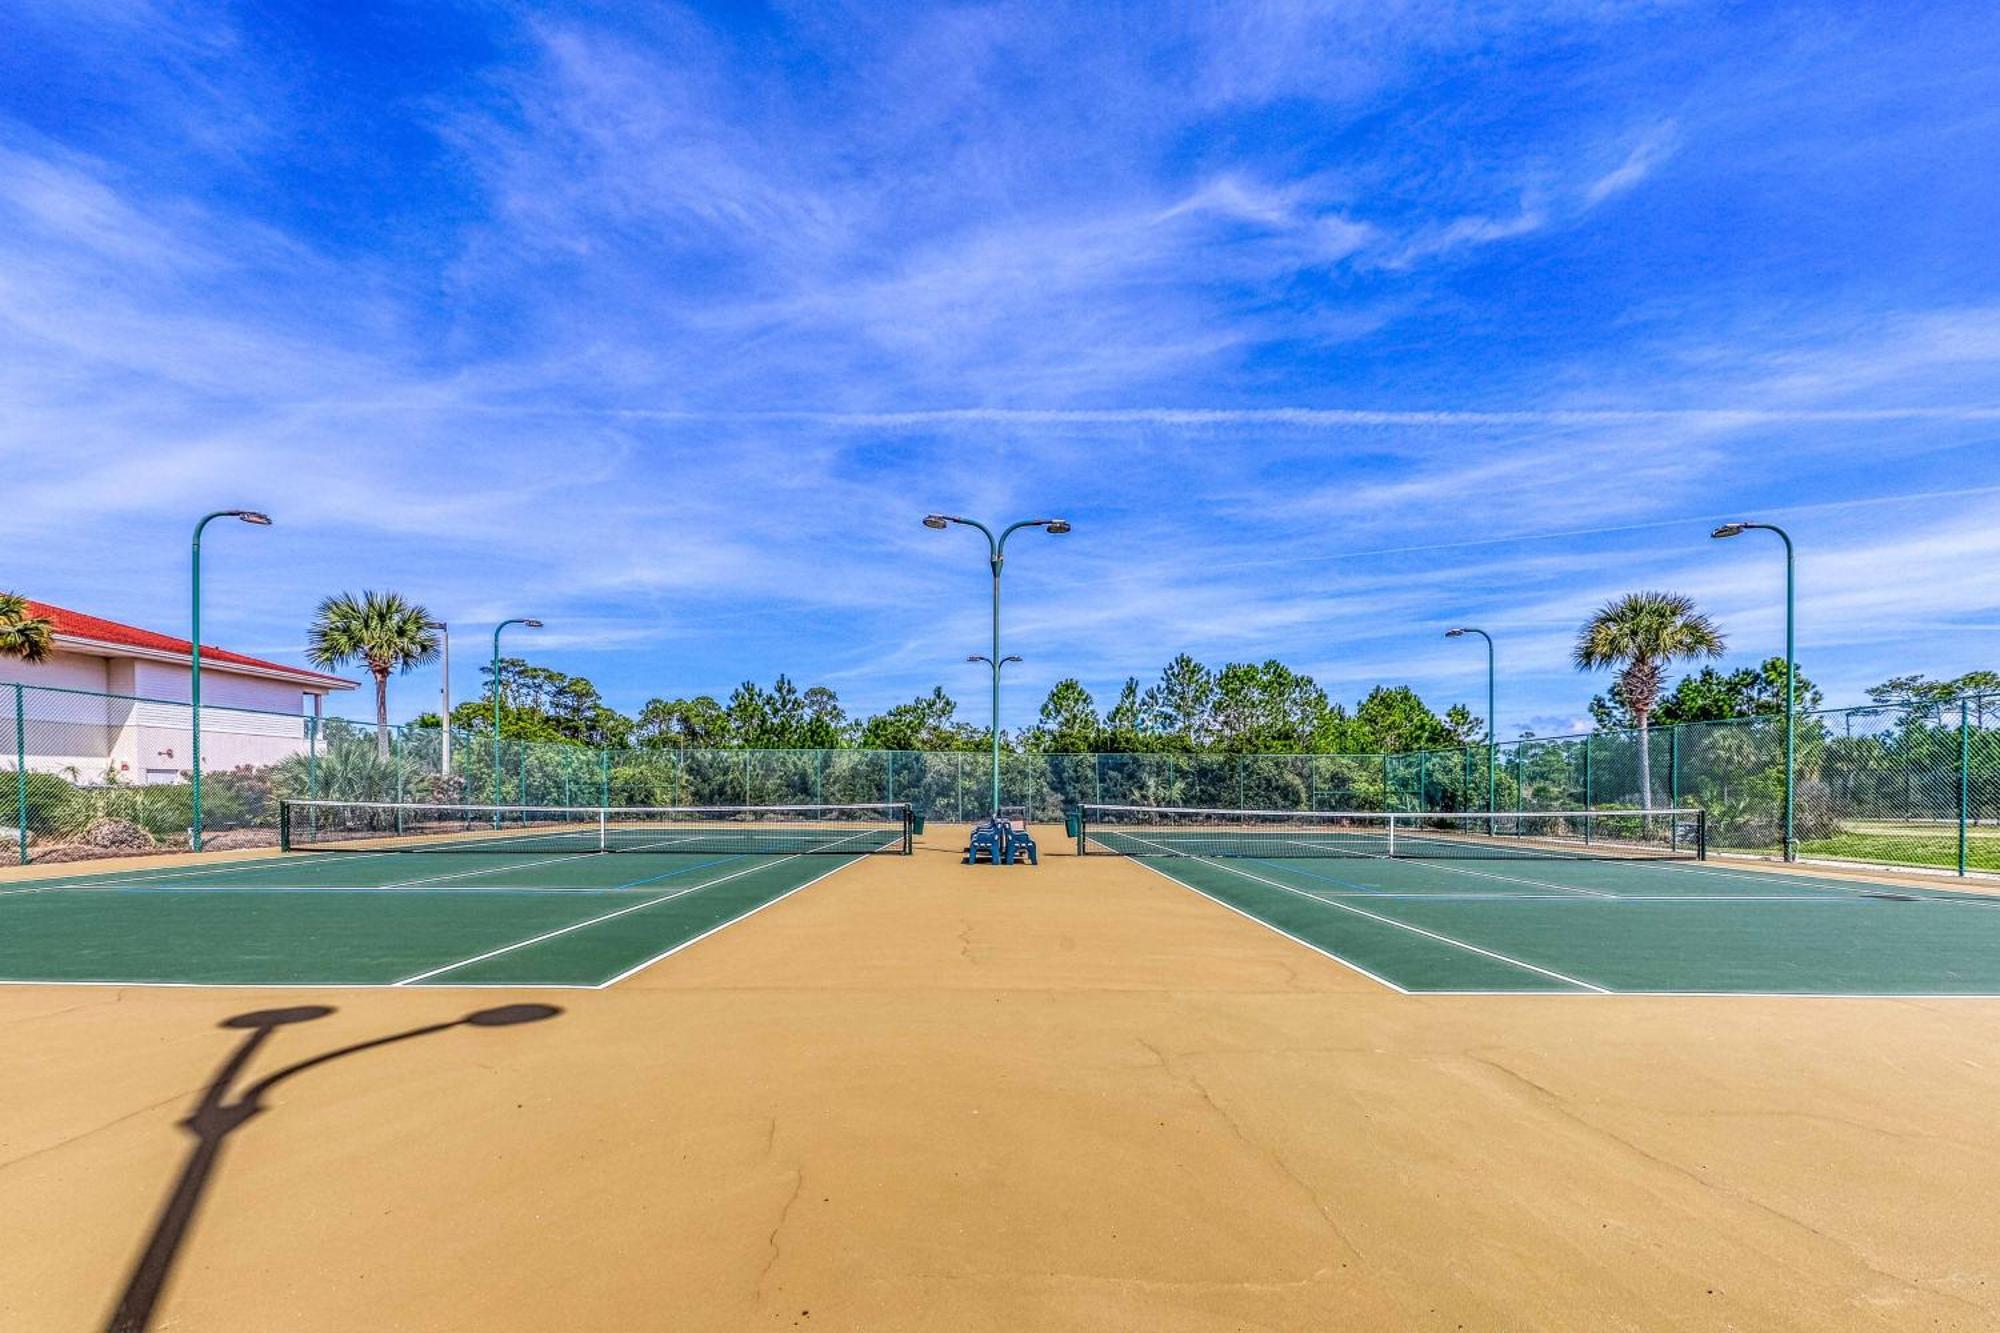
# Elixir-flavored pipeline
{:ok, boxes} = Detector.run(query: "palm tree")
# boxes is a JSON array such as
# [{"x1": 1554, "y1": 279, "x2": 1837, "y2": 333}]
[
  {"x1": 305, "y1": 591, "x2": 441, "y2": 760},
  {"x1": 0, "y1": 592, "x2": 56, "y2": 664},
  {"x1": 1573, "y1": 591, "x2": 1725, "y2": 811}
]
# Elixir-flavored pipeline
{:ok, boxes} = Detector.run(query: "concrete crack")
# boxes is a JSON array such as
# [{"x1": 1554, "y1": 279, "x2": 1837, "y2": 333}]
[
  {"x1": 1463, "y1": 1049, "x2": 1991, "y2": 1317},
  {"x1": 1136, "y1": 1037, "x2": 1364, "y2": 1266},
  {"x1": 756, "y1": 1168, "x2": 806, "y2": 1301}
]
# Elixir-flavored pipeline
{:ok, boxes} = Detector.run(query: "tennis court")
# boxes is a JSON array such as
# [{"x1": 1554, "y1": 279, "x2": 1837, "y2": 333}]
[
  {"x1": 0, "y1": 801, "x2": 912, "y2": 988},
  {"x1": 1079, "y1": 804, "x2": 2000, "y2": 995}
]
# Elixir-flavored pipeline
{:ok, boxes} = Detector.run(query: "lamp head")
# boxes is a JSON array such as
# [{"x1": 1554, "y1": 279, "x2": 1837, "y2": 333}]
[
  {"x1": 232, "y1": 510, "x2": 273, "y2": 526},
  {"x1": 1001, "y1": 654, "x2": 1023, "y2": 665},
  {"x1": 1043, "y1": 519, "x2": 1072, "y2": 534},
  {"x1": 1445, "y1": 627, "x2": 1466, "y2": 638},
  {"x1": 523, "y1": 619, "x2": 544, "y2": 628},
  {"x1": 1711, "y1": 522, "x2": 1748, "y2": 539},
  {"x1": 967, "y1": 654, "x2": 989, "y2": 664},
  {"x1": 923, "y1": 514, "x2": 951, "y2": 530}
]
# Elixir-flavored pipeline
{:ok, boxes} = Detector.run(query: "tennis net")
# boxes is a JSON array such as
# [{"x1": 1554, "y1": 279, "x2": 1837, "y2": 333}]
[
  {"x1": 1076, "y1": 805, "x2": 1705, "y2": 860},
  {"x1": 280, "y1": 800, "x2": 915, "y2": 856}
]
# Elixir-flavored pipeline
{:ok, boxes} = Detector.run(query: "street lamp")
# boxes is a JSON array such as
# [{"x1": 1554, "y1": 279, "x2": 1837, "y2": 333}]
[
  {"x1": 190, "y1": 509, "x2": 271, "y2": 851},
  {"x1": 1444, "y1": 627, "x2": 1496, "y2": 813},
  {"x1": 924, "y1": 514, "x2": 1071, "y2": 817},
  {"x1": 490, "y1": 618, "x2": 543, "y2": 806},
  {"x1": 1711, "y1": 521, "x2": 1797, "y2": 860},
  {"x1": 432, "y1": 622, "x2": 452, "y2": 778}
]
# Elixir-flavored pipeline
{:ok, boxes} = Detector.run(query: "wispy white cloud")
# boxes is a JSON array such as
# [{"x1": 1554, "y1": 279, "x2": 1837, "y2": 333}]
[
  {"x1": 3, "y1": 0, "x2": 1997, "y2": 733},
  {"x1": 1584, "y1": 122, "x2": 1680, "y2": 206}
]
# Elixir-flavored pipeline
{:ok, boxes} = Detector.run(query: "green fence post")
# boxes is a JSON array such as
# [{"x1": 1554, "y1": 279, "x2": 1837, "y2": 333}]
[
  {"x1": 394, "y1": 731, "x2": 407, "y2": 833},
  {"x1": 1670, "y1": 724, "x2": 1680, "y2": 808},
  {"x1": 600, "y1": 748, "x2": 611, "y2": 808},
  {"x1": 14, "y1": 684, "x2": 26, "y2": 866},
  {"x1": 306, "y1": 715, "x2": 318, "y2": 803},
  {"x1": 1961, "y1": 699, "x2": 1971, "y2": 877},
  {"x1": 1584, "y1": 734, "x2": 1593, "y2": 812},
  {"x1": 518, "y1": 744, "x2": 527, "y2": 809}
]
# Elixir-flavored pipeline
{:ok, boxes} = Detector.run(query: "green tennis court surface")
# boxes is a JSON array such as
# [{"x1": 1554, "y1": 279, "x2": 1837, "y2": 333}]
[
  {"x1": 0, "y1": 849, "x2": 865, "y2": 988},
  {"x1": 1135, "y1": 852, "x2": 2000, "y2": 995}
]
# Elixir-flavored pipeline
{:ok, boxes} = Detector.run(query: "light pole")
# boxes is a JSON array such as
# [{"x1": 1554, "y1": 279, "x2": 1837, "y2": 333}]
[
  {"x1": 490, "y1": 618, "x2": 542, "y2": 806},
  {"x1": 433, "y1": 622, "x2": 451, "y2": 779},
  {"x1": 1712, "y1": 521, "x2": 1797, "y2": 860},
  {"x1": 924, "y1": 514, "x2": 1071, "y2": 818},
  {"x1": 968, "y1": 652, "x2": 1024, "y2": 787},
  {"x1": 1444, "y1": 627, "x2": 1496, "y2": 813},
  {"x1": 190, "y1": 509, "x2": 271, "y2": 851}
]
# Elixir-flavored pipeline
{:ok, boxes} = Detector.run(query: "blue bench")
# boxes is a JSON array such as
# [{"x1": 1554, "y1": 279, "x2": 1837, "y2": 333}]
[
  {"x1": 964, "y1": 818, "x2": 1037, "y2": 865},
  {"x1": 964, "y1": 820, "x2": 1008, "y2": 865}
]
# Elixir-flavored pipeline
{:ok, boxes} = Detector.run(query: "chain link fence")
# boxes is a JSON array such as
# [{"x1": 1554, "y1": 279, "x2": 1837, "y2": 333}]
[{"x1": 5, "y1": 682, "x2": 1997, "y2": 874}]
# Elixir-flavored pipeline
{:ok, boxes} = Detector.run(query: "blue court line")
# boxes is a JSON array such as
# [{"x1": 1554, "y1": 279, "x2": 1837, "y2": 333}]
[
  {"x1": 1244, "y1": 857, "x2": 1396, "y2": 896},
  {"x1": 602, "y1": 854, "x2": 749, "y2": 890}
]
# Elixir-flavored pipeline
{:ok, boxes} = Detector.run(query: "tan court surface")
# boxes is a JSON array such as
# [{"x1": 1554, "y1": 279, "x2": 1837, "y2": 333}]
[{"x1": 4, "y1": 827, "x2": 2000, "y2": 1330}]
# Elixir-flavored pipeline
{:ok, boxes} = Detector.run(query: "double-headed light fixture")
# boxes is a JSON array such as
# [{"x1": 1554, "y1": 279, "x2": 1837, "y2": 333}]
[{"x1": 924, "y1": 514, "x2": 1071, "y2": 818}]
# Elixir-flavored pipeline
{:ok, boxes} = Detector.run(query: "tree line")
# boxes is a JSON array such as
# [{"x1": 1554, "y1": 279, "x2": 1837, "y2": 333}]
[{"x1": 9, "y1": 586, "x2": 1983, "y2": 763}]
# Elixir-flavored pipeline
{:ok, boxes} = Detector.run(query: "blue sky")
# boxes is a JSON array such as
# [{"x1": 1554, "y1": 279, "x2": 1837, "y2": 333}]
[{"x1": 4, "y1": 1, "x2": 1998, "y2": 739}]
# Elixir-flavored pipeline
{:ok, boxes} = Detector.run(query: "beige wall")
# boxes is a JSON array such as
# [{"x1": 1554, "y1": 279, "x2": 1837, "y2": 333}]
[{"x1": 1, "y1": 650, "x2": 331, "y2": 784}]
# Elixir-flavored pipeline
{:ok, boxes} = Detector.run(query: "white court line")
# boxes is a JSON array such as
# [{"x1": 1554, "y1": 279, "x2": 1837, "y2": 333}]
[
  {"x1": 1250, "y1": 891, "x2": 1879, "y2": 904},
  {"x1": 1, "y1": 844, "x2": 391, "y2": 892},
  {"x1": 10, "y1": 972, "x2": 2000, "y2": 998},
  {"x1": 393, "y1": 852, "x2": 811, "y2": 985},
  {"x1": 1123, "y1": 833, "x2": 1608, "y2": 992},
  {"x1": 1625, "y1": 855, "x2": 2000, "y2": 900},
  {"x1": 375, "y1": 831, "x2": 714, "y2": 889},
  {"x1": 1269, "y1": 838, "x2": 1617, "y2": 899},
  {"x1": 1122, "y1": 854, "x2": 1410, "y2": 993},
  {"x1": 592, "y1": 857, "x2": 865, "y2": 987}
]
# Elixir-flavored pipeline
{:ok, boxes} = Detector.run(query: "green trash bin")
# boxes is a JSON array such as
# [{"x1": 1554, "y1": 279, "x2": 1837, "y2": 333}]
[{"x1": 1063, "y1": 806, "x2": 1081, "y2": 840}]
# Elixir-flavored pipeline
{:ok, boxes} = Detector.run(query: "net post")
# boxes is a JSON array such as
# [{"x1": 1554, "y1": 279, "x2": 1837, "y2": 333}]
[
  {"x1": 1583, "y1": 734, "x2": 1593, "y2": 814},
  {"x1": 279, "y1": 799, "x2": 292, "y2": 852},
  {"x1": 1696, "y1": 807, "x2": 1707, "y2": 861},
  {"x1": 600, "y1": 806, "x2": 608, "y2": 854},
  {"x1": 903, "y1": 803, "x2": 914, "y2": 855},
  {"x1": 1670, "y1": 724, "x2": 1680, "y2": 808},
  {"x1": 1387, "y1": 813, "x2": 1397, "y2": 858},
  {"x1": 1076, "y1": 805, "x2": 1087, "y2": 855}
]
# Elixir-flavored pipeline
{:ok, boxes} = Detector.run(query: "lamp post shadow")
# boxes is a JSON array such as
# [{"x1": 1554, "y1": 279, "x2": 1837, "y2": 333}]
[{"x1": 106, "y1": 1002, "x2": 562, "y2": 1333}]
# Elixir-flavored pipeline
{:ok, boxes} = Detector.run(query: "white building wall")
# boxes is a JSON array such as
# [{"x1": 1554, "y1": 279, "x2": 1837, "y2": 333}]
[
  {"x1": 5, "y1": 651, "x2": 330, "y2": 783},
  {"x1": 0, "y1": 650, "x2": 110, "y2": 693}
]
